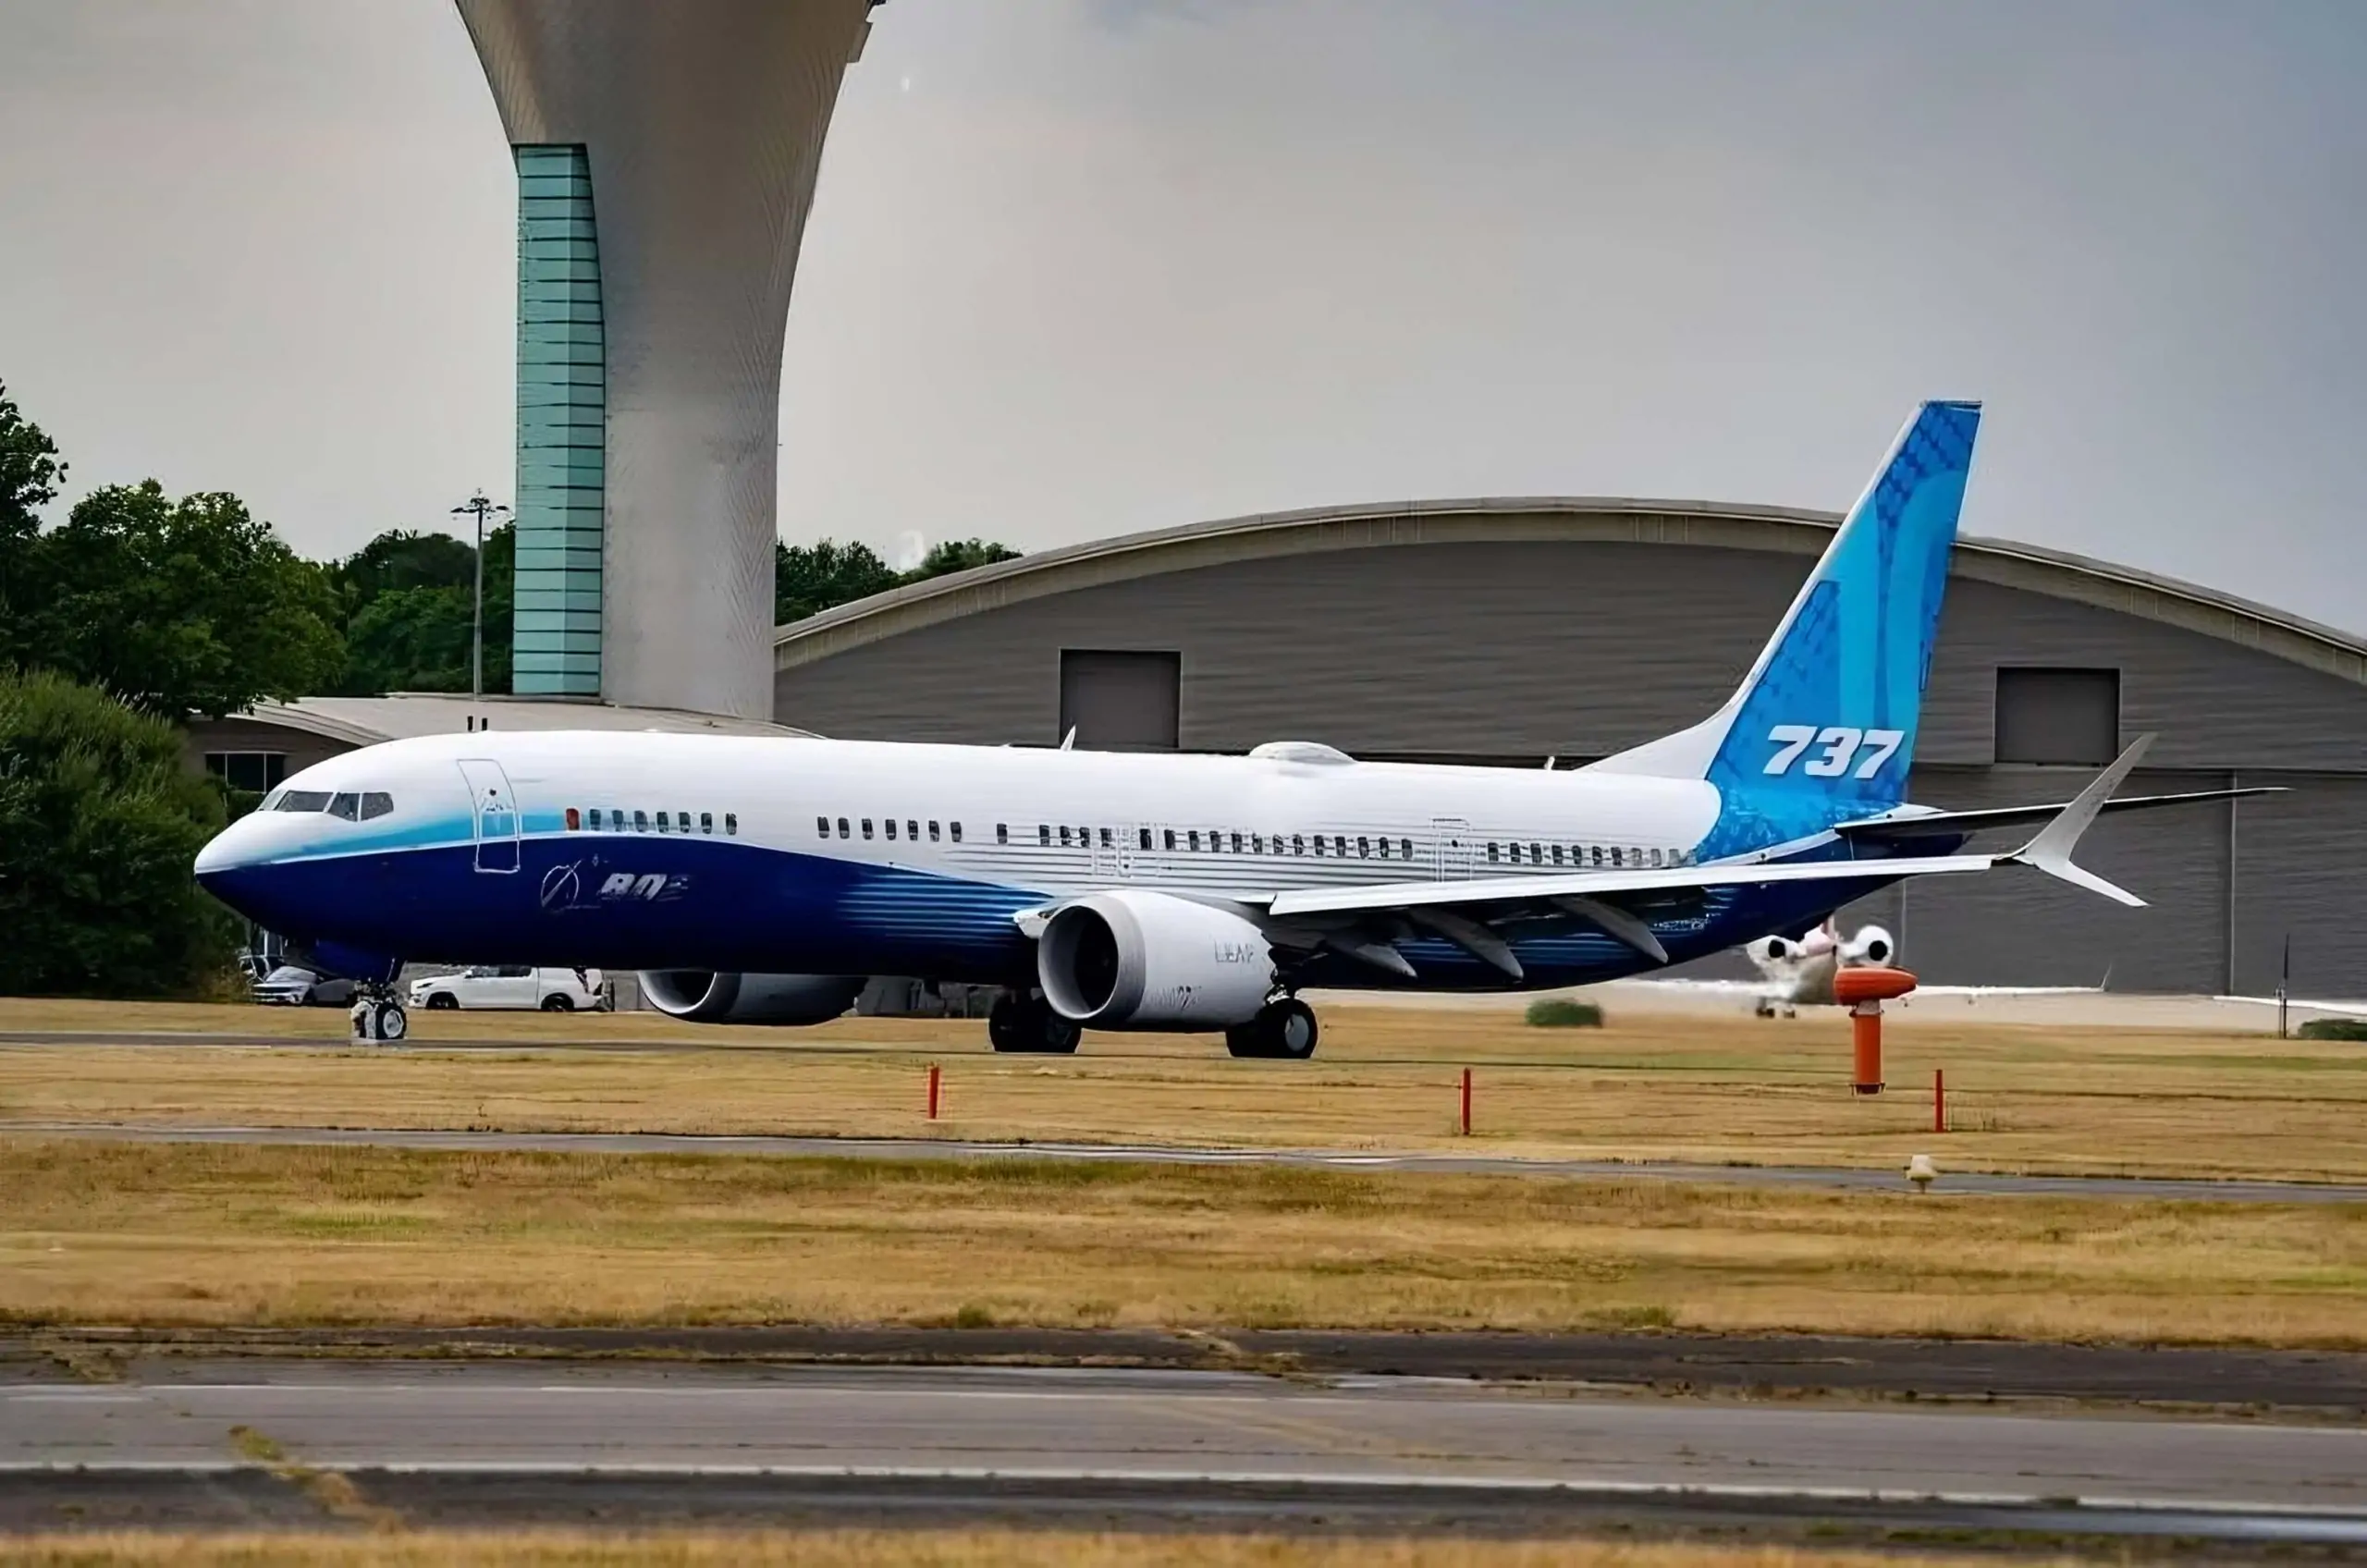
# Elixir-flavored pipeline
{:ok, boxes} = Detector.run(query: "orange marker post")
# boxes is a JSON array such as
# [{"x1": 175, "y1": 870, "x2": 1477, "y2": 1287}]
[
  {"x1": 926, "y1": 1062, "x2": 941, "y2": 1121},
  {"x1": 1934, "y1": 1068, "x2": 1946, "y2": 1133},
  {"x1": 1459, "y1": 1068, "x2": 1472, "y2": 1136},
  {"x1": 1833, "y1": 966, "x2": 1919, "y2": 1096}
]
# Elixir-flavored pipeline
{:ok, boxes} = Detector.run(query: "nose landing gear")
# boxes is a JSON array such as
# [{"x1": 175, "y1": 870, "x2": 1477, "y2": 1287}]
[{"x1": 350, "y1": 987, "x2": 408, "y2": 1043}]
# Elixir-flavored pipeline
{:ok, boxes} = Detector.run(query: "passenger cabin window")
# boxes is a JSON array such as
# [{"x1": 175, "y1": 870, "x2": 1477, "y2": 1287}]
[
  {"x1": 838, "y1": 817, "x2": 850, "y2": 839},
  {"x1": 1139, "y1": 828, "x2": 1153, "y2": 850},
  {"x1": 907, "y1": 820, "x2": 918, "y2": 840},
  {"x1": 1058, "y1": 826, "x2": 1071, "y2": 847},
  {"x1": 887, "y1": 819, "x2": 899, "y2": 840},
  {"x1": 1188, "y1": 830, "x2": 1201, "y2": 851},
  {"x1": 950, "y1": 822, "x2": 962, "y2": 842},
  {"x1": 634, "y1": 810, "x2": 649, "y2": 832},
  {"x1": 656, "y1": 812, "x2": 670, "y2": 833},
  {"x1": 1164, "y1": 829, "x2": 1176, "y2": 850},
  {"x1": 1039, "y1": 824, "x2": 1051, "y2": 846},
  {"x1": 725, "y1": 814, "x2": 738, "y2": 836},
  {"x1": 929, "y1": 821, "x2": 941, "y2": 841},
  {"x1": 565, "y1": 807, "x2": 581, "y2": 831},
  {"x1": 817, "y1": 816, "x2": 829, "y2": 838},
  {"x1": 676, "y1": 812, "x2": 691, "y2": 833},
  {"x1": 1101, "y1": 827, "x2": 1114, "y2": 848},
  {"x1": 862, "y1": 819, "x2": 874, "y2": 839},
  {"x1": 997, "y1": 824, "x2": 1010, "y2": 845},
  {"x1": 589, "y1": 809, "x2": 604, "y2": 830}
]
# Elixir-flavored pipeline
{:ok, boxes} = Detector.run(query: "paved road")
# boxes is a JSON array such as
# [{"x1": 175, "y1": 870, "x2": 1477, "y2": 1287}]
[
  {"x1": 9, "y1": 1119, "x2": 2364, "y2": 1203},
  {"x1": 5, "y1": 1361, "x2": 2363, "y2": 1542}
]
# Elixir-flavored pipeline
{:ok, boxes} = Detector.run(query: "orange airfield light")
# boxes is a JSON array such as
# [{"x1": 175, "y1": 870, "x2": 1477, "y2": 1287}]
[{"x1": 1833, "y1": 965, "x2": 1919, "y2": 1095}]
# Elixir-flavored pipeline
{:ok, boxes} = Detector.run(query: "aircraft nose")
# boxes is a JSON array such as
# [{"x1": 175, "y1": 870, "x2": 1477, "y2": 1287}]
[{"x1": 193, "y1": 819, "x2": 251, "y2": 879}]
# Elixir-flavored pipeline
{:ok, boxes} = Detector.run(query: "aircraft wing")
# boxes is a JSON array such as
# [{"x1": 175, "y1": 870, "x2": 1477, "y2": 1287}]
[
  {"x1": 1834, "y1": 785, "x2": 2282, "y2": 844},
  {"x1": 1258, "y1": 737, "x2": 2163, "y2": 929}
]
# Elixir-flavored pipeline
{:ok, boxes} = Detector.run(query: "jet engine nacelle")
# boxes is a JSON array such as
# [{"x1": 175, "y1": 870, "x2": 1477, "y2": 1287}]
[
  {"x1": 1037, "y1": 890, "x2": 1275, "y2": 1030},
  {"x1": 1840, "y1": 925, "x2": 1895, "y2": 967},
  {"x1": 638, "y1": 971, "x2": 864, "y2": 1025}
]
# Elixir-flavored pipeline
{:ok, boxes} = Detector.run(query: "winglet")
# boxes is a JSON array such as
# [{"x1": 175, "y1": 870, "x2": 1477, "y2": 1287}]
[{"x1": 2007, "y1": 733, "x2": 2153, "y2": 906}]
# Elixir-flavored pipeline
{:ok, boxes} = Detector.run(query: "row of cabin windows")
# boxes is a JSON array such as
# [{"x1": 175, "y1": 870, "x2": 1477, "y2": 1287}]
[
  {"x1": 819, "y1": 816, "x2": 964, "y2": 844},
  {"x1": 794, "y1": 815, "x2": 1681, "y2": 871},
  {"x1": 564, "y1": 807, "x2": 738, "y2": 836},
  {"x1": 1490, "y1": 841, "x2": 1683, "y2": 869}
]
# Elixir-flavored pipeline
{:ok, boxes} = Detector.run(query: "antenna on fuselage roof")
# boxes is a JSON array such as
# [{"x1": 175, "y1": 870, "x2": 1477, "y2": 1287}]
[
  {"x1": 1544, "y1": 755, "x2": 1556, "y2": 770},
  {"x1": 1060, "y1": 727, "x2": 1077, "y2": 751}
]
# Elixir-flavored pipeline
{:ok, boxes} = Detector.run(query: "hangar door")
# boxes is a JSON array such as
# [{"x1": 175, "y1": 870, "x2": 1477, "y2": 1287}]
[{"x1": 1060, "y1": 650, "x2": 1180, "y2": 751}]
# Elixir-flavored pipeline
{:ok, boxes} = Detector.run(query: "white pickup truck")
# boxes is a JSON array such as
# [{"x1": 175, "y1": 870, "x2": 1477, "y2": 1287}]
[{"x1": 408, "y1": 966, "x2": 607, "y2": 1012}]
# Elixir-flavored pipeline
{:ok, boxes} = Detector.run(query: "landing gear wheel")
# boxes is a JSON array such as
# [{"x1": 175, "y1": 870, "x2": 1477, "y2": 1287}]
[
  {"x1": 351, "y1": 998, "x2": 409, "y2": 1043},
  {"x1": 540, "y1": 994, "x2": 573, "y2": 1012},
  {"x1": 1227, "y1": 998, "x2": 1318, "y2": 1060},
  {"x1": 988, "y1": 993, "x2": 1081, "y2": 1055}
]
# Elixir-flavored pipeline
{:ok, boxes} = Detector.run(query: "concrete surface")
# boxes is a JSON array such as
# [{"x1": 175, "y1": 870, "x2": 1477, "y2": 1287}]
[{"x1": 5, "y1": 1361, "x2": 2364, "y2": 1542}]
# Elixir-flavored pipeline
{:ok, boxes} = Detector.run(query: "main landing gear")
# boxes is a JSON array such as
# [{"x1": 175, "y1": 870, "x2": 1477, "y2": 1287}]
[
  {"x1": 1226, "y1": 996, "x2": 1318, "y2": 1060},
  {"x1": 350, "y1": 987, "x2": 408, "y2": 1043},
  {"x1": 987, "y1": 990, "x2": 1082, "y2": 1055}
]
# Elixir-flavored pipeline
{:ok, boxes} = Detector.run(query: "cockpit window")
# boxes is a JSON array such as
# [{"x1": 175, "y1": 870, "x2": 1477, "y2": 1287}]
[
  {"x1": 361, "y1": 792, "x2": 393, "y2": 820},
  {"x1": 275, "y1": 791, "x2": 332, "y2": 813},
  {"x1": 327, "y1": 793, "x2": 360, "y2": 821}
]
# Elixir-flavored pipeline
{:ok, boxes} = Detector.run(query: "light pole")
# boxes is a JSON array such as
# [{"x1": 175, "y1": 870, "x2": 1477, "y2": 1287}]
[{"x1": 451, "y1": 492, "x2": 510, "y2": 712}]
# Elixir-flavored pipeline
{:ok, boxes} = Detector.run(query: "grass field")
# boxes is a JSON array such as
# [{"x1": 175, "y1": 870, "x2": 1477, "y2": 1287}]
[
  {"x1": 0, "y1": 1531, "x2": 2084, "y2": 1567},
  {"x1": 5, "y1": 1139, "x2": 2361, "y2": 1345},
  {"x1": 4, "y1": 998, "x2": 2364, "y2": 1182}
]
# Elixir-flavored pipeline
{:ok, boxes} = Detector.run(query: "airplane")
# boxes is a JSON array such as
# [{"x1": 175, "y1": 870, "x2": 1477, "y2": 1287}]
[
  {"x1": 1741, "y1": 918, "x2": 1895, "y2": 1017},
  {"x1": 195, "y1": 401, "x2": 2277, "y2": 1055}
]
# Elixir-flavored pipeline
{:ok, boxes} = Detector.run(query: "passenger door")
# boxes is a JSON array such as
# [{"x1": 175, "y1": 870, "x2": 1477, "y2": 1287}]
[
  {"x1": 1430, "y1": 816, "x2": 1474, "y2": 880},
  {"x1": 458, "y1": 758, "x2": 521, "y2": 874}
]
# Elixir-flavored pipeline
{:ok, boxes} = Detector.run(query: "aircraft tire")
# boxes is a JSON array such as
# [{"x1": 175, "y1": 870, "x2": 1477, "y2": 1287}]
[
  {"x1": 1267, "y1": 998, "x2": 1318, "y2": 1060},
  {"x1": 989, "y1": 993, "x2": 1079, "y2": 1054},
  {"x1": 1227, "y1": 999, "x2": 1318, "y2": 1060}
]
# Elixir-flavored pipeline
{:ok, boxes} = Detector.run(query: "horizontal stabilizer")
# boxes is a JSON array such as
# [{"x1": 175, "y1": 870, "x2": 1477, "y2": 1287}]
[{"x1": 1836, "y1": 784, "x2": 2285, "y2": 843}]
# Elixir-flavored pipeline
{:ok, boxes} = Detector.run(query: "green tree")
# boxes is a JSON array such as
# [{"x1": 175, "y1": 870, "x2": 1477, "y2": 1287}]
[
  {"x1": 26, "y1": 482, "x2": 345, "y2": 719},
  {"x1": 909, "y1": 537, "x2": 1021, "y2": 582},
  {"x1": 0, "y1": 380, "x2": 66, "y2": 672},
  {"x1": 333, "y1": 522, "x2": 512, "y2": 696},
  {"x1": 775, "y1": 538, "x2": 900, "y2": 625},
  {"x1": 330, "y1": 528, "x2": 475, "y2": 612},
  {"x1": 0, "y1": 668, "x2": 237, "y2": 997}
]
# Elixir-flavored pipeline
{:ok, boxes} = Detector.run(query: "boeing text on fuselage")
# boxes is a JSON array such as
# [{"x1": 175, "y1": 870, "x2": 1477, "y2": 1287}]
[{"x1": 194, "y1": 402, "x2": 2273, "y2": 1059}]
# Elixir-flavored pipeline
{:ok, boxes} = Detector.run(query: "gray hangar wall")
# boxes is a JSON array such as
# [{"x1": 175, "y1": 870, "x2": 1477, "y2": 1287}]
[{"x1": 774, "y1": 504, "x2": 2367, "y2": 998}]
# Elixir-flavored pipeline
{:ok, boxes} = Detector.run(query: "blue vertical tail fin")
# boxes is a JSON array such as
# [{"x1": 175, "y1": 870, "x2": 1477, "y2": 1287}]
[{"x1": 1588, "y1": 400, "x2": 1981, "y2": 837}]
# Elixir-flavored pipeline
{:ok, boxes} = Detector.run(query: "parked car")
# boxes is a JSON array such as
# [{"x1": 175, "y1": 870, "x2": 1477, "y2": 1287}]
[
  {"x1": 252, "y1": 964, "x2": 355, "y2": 1008},
  {"x1": 407, "y1": 966, "x2": 607, "y2": 1012}
]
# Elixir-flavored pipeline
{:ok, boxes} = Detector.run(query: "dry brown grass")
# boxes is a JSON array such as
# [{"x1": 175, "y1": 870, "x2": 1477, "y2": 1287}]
[
  {"x1": 3, "y1": 1139, "x2": 2361, "y2": 1347},
  {"x1": 0, "y1": 1531, "x2": 2085, "y2": 1568},
  {"x1": 3, "y1": 998, "x2": 2362, "y2": 1182}
]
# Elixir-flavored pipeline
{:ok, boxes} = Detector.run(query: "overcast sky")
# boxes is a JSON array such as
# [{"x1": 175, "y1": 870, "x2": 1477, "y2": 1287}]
[{"x1": 2, "y1": 0, "x2": 2361, "y2": 631}]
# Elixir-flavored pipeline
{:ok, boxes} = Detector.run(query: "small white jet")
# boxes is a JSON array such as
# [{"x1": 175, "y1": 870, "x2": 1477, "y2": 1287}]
[{"x1": 1741, "y1": 919, "x2": 1896, "y2": 1017}]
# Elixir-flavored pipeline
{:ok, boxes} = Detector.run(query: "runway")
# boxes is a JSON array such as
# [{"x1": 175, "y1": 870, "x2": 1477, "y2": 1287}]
[
  {"x1": 11, "y1": 1118, "x2": 2366, "y2": 1203},
  {"x1": 6, "y1": 1360, "x2": 2364, "y2": 1543}
]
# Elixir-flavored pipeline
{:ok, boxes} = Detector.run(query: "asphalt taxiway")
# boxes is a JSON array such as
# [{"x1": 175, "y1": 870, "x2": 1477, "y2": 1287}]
[{"x1": 6, "y1": 1360, "x2": 2365, "y2": 1544}]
